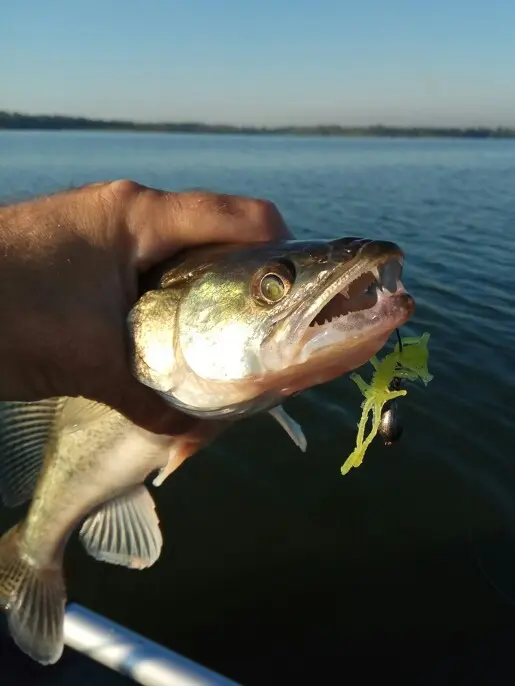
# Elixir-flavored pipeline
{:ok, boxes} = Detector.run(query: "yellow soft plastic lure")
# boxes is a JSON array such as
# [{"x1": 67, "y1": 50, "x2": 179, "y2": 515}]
[{"x1": 341, "y1": 332, "x2": 433, "y2": 475}]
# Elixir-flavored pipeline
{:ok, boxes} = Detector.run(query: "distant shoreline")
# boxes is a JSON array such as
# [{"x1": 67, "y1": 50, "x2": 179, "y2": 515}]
[{"x1": 1, "y1": 111, "x2": 514, "y2": 139}]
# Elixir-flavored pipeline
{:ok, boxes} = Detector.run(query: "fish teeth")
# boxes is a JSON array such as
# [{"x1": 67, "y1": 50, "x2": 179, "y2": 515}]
[
  {"x1": 371, "y1": 266, "x2": 381, "y2": 282},
  {"x1": 341, "y1": 288, "x2": 350, "y2": 298},
  {"x1": 310, "y1": 311, "x2": 350, "y2": 330}
]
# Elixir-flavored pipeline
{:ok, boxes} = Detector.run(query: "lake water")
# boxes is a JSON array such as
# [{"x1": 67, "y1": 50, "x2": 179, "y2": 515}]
[{"x1": 1, "y1": 131, "x2": 515, "y2": 684}]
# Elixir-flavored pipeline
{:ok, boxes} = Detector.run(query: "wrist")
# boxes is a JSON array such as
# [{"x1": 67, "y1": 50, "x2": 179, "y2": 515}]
[
  {"x1": 0, "y1": 196, "x2": 82, "y2": 400},
  {"x1": 0, "y1": 202, "x2": 46, "y2": 397},
  {"x1": 0, "y1": 189, "x2": 133, "y2": 402}
]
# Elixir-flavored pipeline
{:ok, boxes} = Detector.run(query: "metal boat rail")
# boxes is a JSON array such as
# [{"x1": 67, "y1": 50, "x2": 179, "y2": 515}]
[{"x1": 64, "y1": 604, "x2": 240, "y2": 686}]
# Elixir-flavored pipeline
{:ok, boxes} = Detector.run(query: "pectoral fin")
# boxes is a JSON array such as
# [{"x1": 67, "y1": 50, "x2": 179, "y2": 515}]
[
  {"x1": 152, "y1": 438, "x2": 196, "y2": 487},
  {"x1": 152, "y1": 420, "x2": 229, "y2": 488},
  {"x1": 269, "y1": 406, "x2": 307, "y2": 452}
]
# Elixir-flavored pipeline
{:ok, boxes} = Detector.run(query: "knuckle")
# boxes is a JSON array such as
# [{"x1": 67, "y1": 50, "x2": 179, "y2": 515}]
[
  {"x1": 249, "y1": 198, "x2": 290, "y2": 239},
  {"x1": 190, "y1": 191, "x2": 225, "y2": 212},
  {"x1": 106, "y1": 179, "x2": 146, "y2": 200},
  {"x1": 252, "y1": 197, "x2": 281, "y2": 221}
]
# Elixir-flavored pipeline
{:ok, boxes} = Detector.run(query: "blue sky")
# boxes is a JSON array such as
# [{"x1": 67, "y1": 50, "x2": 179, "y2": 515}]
[{"x1": 2, "y1": 0, "x2": 514, "y2": 126}]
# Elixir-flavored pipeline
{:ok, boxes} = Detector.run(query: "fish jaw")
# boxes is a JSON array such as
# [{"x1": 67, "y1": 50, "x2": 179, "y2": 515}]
[
  {"x1": 261, "y1": 240, "x2": 412, "y2": 368},
  {"x1": 255, "y1": 241, "x2": 414, "y2": 400},
  {"x1": 258, "y1": 290, "x2": 414, "y2": 400}
]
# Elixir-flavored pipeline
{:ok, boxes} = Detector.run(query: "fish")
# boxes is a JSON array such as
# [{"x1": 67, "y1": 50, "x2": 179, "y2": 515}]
[{"x1": 0, "y1": 236, "x2": 414, "y2": 665}]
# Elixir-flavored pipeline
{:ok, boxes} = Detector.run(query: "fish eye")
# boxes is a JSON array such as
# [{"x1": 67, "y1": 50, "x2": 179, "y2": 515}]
[
  {"x1": 252, "y1": 262, "x2": 294, "y2": 305},
  {"x1": 260, "y1": 273, "x2": 287, "y2": 303}
]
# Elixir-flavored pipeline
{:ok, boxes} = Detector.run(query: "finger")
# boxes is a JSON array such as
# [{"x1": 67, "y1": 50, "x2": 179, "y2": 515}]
[
  {"x1": 167, "y1": 190, "x2": 293, "y2": 245},
  {"x1": 111, "y1": 181, "x2": 293, "y2": 269},
  {"x1": 99, "y1": 372, "x2": 197, "y2": 436}
]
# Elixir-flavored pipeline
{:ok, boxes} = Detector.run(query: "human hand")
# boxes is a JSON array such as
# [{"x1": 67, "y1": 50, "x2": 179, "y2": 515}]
[{"x1": 0, "y1": 180, "x2": 292, "y2": 433}]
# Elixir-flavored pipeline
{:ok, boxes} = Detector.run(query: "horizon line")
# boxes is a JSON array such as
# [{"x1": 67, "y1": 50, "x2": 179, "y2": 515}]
[{"x1": 1, "y1": 110, "x2": 515, "y2": 137}]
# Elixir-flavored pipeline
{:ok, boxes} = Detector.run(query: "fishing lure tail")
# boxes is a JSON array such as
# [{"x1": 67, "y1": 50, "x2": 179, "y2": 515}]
[{"x1": 341, "y1": 331, "x2": 433, "y2": 475}]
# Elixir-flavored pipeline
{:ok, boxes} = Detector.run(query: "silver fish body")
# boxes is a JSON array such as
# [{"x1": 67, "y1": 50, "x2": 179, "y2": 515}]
[{"x1": 0, "y1": 398, "x2": 218, "y2": 664}]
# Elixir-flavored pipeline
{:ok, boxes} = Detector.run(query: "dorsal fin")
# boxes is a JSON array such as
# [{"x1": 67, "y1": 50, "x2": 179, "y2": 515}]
[
  {"x1": 0, "y1": 399, "x2": 62, "y2": 507},
  {"x1": 58, "y1": 396, "x2": 114, "y2": 433}
]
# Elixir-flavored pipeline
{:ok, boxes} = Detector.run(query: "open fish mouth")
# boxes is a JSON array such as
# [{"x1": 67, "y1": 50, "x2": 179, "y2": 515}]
[
  {"x1": 296, "y1": 245, "x2": 413, "y2": 363},
  {"x1": 310, "y1": 258, "x2": 403, "y2": 323}
]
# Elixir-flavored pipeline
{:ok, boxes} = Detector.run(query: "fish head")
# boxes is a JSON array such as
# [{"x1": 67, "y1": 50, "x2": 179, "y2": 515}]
[{"x1": 129, "y1": 237, "x2": 414, "y2": 417}]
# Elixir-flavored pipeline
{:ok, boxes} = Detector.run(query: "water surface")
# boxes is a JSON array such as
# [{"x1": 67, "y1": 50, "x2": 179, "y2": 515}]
[{"x1": 1, "y1": 131, "x2": 515, "y2": 684}]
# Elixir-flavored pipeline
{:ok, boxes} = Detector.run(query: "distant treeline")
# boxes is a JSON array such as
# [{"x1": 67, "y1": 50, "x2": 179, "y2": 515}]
[{"x1": 1, "y1": 111, "x2": 514, "y2": 139}]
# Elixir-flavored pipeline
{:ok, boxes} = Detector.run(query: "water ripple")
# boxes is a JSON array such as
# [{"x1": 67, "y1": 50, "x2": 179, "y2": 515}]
[{"x1": 1, "y1": 131, "x2": 515, "y2": 672}]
